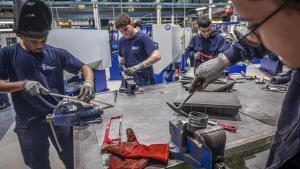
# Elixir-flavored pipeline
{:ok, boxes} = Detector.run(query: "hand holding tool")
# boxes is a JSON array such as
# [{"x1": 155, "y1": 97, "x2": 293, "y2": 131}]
[
  {"x1": 190, "y1": 55, "x2": 228, "y2": 92},
  {"x1": 22, "y1": 80, "x2": 49, "y2": 96},
  {"x1": 78, "y1": 80, "x2": 95, "y2": 102}
]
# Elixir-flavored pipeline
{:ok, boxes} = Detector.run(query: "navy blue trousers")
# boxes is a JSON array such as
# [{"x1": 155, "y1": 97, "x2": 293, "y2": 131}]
[{"x1": 14, "y1": 123, "x2": 73, "y2": 169}]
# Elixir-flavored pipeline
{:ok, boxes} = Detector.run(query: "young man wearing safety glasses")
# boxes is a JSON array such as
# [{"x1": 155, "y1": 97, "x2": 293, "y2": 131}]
[{"x1": 190, "y1": 0, "x2": 300, "y2": 168}]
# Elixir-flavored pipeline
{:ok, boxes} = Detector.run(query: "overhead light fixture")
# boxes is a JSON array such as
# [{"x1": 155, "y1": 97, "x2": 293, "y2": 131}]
[
  {"x1": 0, "y1": 29, "x2": 13, "y2": 32},
  {"x1": 78, "y1": 4, "x2": 85, "y2": 9},
  {"x1": 0, "y1": 21, "x2": 14, "y2": 24},
  {"x1": 195, "y1": 7, "x2": 207, "y2": 11},
  {"x1": 228, "y1": 0, "x2": 232, "y2": 3}
]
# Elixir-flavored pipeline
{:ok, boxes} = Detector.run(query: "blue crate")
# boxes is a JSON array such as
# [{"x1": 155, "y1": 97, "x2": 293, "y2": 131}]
[{"x1": 227, "y1": 64, "x2": 247, "y2": 74}]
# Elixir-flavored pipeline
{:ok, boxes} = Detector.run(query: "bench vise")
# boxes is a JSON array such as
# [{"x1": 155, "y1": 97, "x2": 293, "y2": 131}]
[
  {"x1": 120, "y1": 71, "x2": 138, "y2": 95},
  {"x1": 169, "y1": 119, "x2": 226, "y2": 169},
  {"x1": 46, "y1": 100, "x2": 103, "y2": 152}
]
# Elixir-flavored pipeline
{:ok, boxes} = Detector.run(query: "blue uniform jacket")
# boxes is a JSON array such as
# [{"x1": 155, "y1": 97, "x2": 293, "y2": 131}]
[
  {"x1": 225, "y1": 45, "x2": 300, "y2": 169},
  {"x1": 0, "y1": 44, "x2": 84, "y2": 128},
  {"x1": 186, "y1": 31, "x2": 229, "y2": 60},
  {"x1": 119, "y1": 31, "x2": 157, "y2": 86}
]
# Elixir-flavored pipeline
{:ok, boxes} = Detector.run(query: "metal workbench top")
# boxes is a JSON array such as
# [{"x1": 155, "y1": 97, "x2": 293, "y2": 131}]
[{"x1": 74, "y1": 80, "x2": 285, "y2": 169}]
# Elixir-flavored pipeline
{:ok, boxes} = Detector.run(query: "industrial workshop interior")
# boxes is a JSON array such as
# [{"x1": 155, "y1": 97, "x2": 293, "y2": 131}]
[{"x1": 1, "y1": 0, "x2": 300, "y2": 169}]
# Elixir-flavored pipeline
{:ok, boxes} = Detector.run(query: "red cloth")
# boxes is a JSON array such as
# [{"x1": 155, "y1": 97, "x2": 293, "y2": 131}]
[
  {"x1": 102, "y1": 128, "x2": 169, "y2": 169},
  {"x1": 108, "y1": 156, "x2": 149, "y2": 169}
]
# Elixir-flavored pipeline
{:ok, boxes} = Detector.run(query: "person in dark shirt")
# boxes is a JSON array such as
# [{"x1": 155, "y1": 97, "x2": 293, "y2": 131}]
[
  {"x1": 116, "y1": 14, "x2": 161, "y2": 86},
  {"x1": 0, "y1": 0, "x2": 95, "y2": 168},
  {"x1": 190, "y1": 1, "x2": 300, "y2": 169},
  {"x1": 186, "y1": 16, "x2": 229, "y2": 69}
]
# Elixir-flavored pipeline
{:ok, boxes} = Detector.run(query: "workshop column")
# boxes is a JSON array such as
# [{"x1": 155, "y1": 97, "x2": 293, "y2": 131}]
[
  {"x1": 156, "y1": 0, "x2": 162, "y2": 25},
  {"x1": 92, "y1": 0, "x2": 101, "y2": 30},
  {"x1": 209, "y1": 0, "x2": 213, "y2": 20}
]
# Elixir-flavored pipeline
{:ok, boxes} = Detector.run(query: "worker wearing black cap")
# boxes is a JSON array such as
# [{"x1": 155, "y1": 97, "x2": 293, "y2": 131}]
[{"x1": 0, "y1": 0, "x2": 95, "y2": 168}]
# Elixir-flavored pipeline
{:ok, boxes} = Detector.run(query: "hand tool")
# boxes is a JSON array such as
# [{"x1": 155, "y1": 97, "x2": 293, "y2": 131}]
[
  {"x1": 47, "y1": 92, "x2": 76, "y2": 99},
  {"x1": 103, "y1": 115, "x2": 123, "y2": 144},
  {"x1": 207, "y1": 121, "x2": 237, "y2": 133},
  {"x1": 114, "y1": 90, "x2": 118, "y2": 102},
  {"x1": 176, "y1": 90, "x2": 196, "y2": 110},
  {"x1": 90, "y1": 99, "x2": 114, "y2": 109}
]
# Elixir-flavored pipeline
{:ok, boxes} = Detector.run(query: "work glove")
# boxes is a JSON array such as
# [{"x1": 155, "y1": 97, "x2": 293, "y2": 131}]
[
  {"x1": 22, "y1": 80, "x2": 49, "y2": 96},
  {"x1": 78, "y1": 80, "x2": 95, "y2": 103},
  {"x1": 125, "y1": 63, "x2": 144, "y2": 75},
  {"x1": 193, "y1": 52, "x2": 201, "y2": 60},
  {"x1": 102, "y1": 128, "x2": 169, "y2": 163},
  {"x1": 119, "y1": 59, "x2": 125, "y2": 68},
  {"x1": 189, "y1": 54, "x2": 228, "y2": 92}
]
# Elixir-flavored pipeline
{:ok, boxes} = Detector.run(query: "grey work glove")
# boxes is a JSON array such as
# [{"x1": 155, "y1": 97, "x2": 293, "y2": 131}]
[
  {"x1": 189, "y1": 55, "x2": 228, "y2": 92},
  {"x1": 119, "y1": 59, "x2": 125, "y2": 68},
  {"x1": 22, "y1": 80, "x2": 49, "y2": 96},
  {"x1": 78, "y1": 80, "x2": 95, "y2": 103},
  {"x1": 125, "y1": 63, "x2": 145, "y2": 75}
]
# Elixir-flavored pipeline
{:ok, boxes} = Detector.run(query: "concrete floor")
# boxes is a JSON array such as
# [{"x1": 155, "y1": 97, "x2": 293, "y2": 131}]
[{"x1": 0, "y1": 65, "x2": 277, "y2": 169}]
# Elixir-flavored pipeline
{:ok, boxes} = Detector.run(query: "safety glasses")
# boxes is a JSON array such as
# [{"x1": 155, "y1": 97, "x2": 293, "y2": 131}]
[{"x1": 237, "y1": 0, "x2": 290, "y2": 47}]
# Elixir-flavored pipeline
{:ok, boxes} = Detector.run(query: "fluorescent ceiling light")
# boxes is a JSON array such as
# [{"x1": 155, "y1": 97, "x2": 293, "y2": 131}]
[
  {"x1": 228, "y1": 0, "x2": 232, "y2": 3},
  {"x1": 0, "y1": 29, "x2": 13, "y2": 32},
  {"x1": 195, "y1": 7, "x2": 207, "y2": 11},
  {"x1": 0, "y1": 21, "x2": 14, "y2": 24}
]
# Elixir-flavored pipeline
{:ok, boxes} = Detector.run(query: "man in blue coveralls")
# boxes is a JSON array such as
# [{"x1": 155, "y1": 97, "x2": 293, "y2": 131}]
[
  {"x1": 186, "y1": 16, "x2": 229, "y2": 69},
  {"x1": 190, "y1": 0, "x2": 300, "y2": 169},
  {"x1": 116, "y1": 14, "x2": 161, "y2": 86},
  {"x1": 0, "y1": 0, "x2": 95, "y2": 168}
]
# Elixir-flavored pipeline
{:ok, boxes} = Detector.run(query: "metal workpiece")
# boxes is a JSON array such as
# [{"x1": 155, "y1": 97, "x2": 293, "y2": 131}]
[
  {"x1": 187, "y1": 112, "x2": 208, "y2": 132},
  {"x1": 75, "y1": 80, "x2": 285, "y2": 169},
  {"x1": 173, "y1": 92, "x2": 242, "y2": 118}
]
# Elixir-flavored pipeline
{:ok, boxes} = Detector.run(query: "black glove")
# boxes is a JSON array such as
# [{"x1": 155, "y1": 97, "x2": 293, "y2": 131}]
[
  {"x1": 22, "y1": 80, "x2": 49, "y2": 96},
  {"x1": 189, "y1": 55, "x2": 227, "y2": 92},
  {"x1": 78, "y1": 80, "x2": 95, "y2": 102},
  {"x1": 125, "y1": 63, "x2": 144, "y2": 75}
]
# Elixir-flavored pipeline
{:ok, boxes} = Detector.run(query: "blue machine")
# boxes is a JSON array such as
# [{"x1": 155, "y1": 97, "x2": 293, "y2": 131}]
[
  {"x1": 109, "y1": 30, "x2": 122, "y2": 80},
  {"x1": 169, "y1": 119, "x2": 226, "y2": 169}
]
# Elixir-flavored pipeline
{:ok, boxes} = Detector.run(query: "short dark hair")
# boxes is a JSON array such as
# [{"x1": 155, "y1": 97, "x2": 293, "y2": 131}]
[
  {"x1": 197, "y1": 16, "x2": 211, "y2": 28},
  {"x1": 115, "y1": 14, "x2": 131, "y2": 29},
  {"x1": 133, "y1": 20, "x2": 142, "y2": 28}
]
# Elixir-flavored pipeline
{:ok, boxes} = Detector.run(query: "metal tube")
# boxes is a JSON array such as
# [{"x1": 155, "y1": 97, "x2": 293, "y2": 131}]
[{"x1": 48, "y1": 118, "x2": 63, "y2": 152}]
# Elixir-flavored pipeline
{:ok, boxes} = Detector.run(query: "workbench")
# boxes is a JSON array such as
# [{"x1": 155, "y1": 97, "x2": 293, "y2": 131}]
[{"x1": 73, "y1": 80, "x2": 285, "y2": 169}]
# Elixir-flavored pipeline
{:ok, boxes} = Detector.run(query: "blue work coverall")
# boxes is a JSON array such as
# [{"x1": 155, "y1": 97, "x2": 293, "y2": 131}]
[
  {"x1": 119, "y1": 31, "x2": 157, "y2": 86},
  {"x1": 186, "y1": 31, "x2": 229, "y2": 68},
  {"x1": 0, "y1": 43, "x2": 84, "y2": 169}
]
